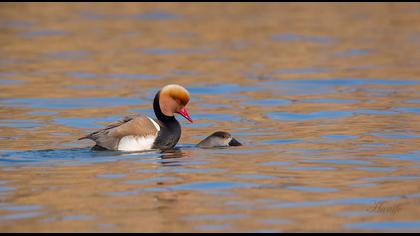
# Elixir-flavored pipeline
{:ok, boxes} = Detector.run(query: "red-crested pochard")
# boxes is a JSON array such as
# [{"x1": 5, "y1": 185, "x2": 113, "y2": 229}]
[
  {"x1": 197, "y1": 131, "x2": 242, "y2": 148},
  {"x1": 78, "y1": 84, "x2": 193, "y2": 151}
]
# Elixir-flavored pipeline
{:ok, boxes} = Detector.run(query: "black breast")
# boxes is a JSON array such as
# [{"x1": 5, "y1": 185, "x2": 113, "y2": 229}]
[
  {"x1": 152, "y1": 119, "x2": 181, "y2": 150},
  {"x1": 151, "y1": 91, "x2": 182, "y2": 150}
]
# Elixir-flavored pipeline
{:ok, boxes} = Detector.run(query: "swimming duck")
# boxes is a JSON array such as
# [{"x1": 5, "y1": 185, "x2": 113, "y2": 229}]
[
  {"x1": 79, "y1": 84, "x2": 193, "y2": 151},
  {"x1": 197, "y1": 131, "x2": 242, "y2": 148}
]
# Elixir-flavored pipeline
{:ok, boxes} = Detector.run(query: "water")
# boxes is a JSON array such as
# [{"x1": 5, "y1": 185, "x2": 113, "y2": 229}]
[{"x1": 0, "y1": 2, "x2": 420, "y2": 232}]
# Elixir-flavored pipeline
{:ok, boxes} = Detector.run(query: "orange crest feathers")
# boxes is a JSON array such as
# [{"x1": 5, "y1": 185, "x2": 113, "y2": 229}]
[{"x1": 160, "y1": 84, "x2": 190, "y2": 106}]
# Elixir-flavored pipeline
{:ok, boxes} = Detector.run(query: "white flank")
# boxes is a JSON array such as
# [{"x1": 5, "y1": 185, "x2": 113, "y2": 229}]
[
  {"x1": 147, "y1": 116, "x2": 160, "y2": 131},
  {"x1": 117, "y1": 135, "x2": 156, "y2": 151}
]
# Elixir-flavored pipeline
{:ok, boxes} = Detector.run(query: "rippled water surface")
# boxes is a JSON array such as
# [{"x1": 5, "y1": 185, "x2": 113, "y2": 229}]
[{"x1": 1, "y1": 3, "x2": 420, "y2": 232}]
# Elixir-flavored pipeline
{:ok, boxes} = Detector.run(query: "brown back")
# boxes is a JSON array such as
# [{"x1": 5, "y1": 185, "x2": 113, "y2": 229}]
[{"x1": 78, "y1": 115, "x2": 159, "y2": 150}]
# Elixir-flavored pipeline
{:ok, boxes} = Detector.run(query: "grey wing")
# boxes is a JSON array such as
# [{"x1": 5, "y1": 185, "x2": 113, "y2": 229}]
[
  {"x1": 78, "y1": 115, "x2": 137, "y2": 150},
  {"x1": 78, "y1": 114, "x2": 159, "y2": 150}
]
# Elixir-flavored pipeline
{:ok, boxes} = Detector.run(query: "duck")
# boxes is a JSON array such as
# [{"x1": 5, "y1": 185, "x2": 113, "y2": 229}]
[
  {"x1": 78, "y1": 84, "x2": 193, "y2": 151},
  {"x1": 90, "y1": 130, "x2": 242, "y2": 152},
  {"x1": 197, "y1": 131, "x2": 242, "y2": 148}
]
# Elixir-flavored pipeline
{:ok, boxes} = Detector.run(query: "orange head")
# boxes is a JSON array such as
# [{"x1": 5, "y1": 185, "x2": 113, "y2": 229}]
[{"x1": 159, "y1": 84, "x2": 193, "y2": 123}]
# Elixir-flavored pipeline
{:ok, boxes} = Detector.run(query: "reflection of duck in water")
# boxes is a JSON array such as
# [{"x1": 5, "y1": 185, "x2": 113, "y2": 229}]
[
  {"x1": 197, "y1": 131, "x2": 242, "y2": 148},
  {"x1": 79, "y1": 84, "x2": 193, "y2": 151}
]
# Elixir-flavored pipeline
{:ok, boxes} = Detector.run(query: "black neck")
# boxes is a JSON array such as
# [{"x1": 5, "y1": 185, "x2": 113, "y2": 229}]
[{"x1": 153, "y1": 91, "x2": 177, "y2": 123}]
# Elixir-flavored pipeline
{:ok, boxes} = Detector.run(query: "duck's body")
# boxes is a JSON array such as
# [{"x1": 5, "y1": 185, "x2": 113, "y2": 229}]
[{"x1": 79, "y1": 85, "x2": 192, "y2": 151}]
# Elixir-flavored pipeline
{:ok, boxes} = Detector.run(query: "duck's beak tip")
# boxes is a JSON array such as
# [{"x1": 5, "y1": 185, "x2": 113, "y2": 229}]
[
  {"x1": 229, "y1": 138, "x2": 242, "y2": 146},
  {"x1": 179, "y1": 107, "x2": 193, "y2": 123}
]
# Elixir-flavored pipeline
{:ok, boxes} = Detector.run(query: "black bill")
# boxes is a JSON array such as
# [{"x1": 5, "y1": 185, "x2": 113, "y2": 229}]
[{"x1": 228, "y1": 138, "x2": 242, "y2": 146}]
